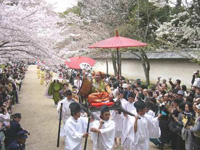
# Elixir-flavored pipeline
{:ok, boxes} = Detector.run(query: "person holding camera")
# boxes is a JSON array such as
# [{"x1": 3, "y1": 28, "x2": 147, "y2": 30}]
[
  {"x1": 169, "y1": 78, "x2": 181, "y2": 91},
  {"x1": 189, "y1": 103, "x2": 200, "y2": 150},
  {"x1": 191, "y1": 70, "x2": 200, "y2": 86}
]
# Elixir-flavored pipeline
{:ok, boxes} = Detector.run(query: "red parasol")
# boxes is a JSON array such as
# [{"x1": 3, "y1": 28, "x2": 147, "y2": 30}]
[
  {"x1": 89, "y1": 32, "x2": 147, "y2": 48},
  {"x1": 89, "y1": 30, "x2": 147, "y2": 80},
  {"x1": 65, "y1": 56, "x2": 95, "y2": 70}
]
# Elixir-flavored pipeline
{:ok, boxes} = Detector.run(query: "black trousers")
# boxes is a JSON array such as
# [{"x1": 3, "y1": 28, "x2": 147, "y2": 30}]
[
  {"x1": 194, "y1": 136, "x2": 200, "y2": 150},
  {"x1": 171, "y1": 132, "x2": 178, "y2": 149},
  {"x1": 177, "y1": 134, "x2": 185, "y2": 150}
]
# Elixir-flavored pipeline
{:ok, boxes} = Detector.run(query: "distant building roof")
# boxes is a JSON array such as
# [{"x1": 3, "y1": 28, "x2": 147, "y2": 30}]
[{"x1": 88, "y1": 52, "x2": 189, "y2": 60}]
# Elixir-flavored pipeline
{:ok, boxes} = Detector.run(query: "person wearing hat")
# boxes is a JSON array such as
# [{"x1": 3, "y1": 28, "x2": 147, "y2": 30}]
[
  {"x1": 6, "y1": 130, "x2": 28, "y2": 150},
  {"x1": 48, "y1": 77, "x2": 63, "y2": 105},
  {"x1": 122, "y1": 100, "x2": 161, "y2": 150},
  {"x1": 124, "y1": 93, "x2": 136, "y2": 114},
  {"x1": 63, "y1": 103, "x2": 88, "y2": 150},
  {"x1": 111, "y1": 90, "x2": 128, "y2": 147},
  {"x1": 90, "y1": 105, "x2": 115, "y2": 150},
  {"x1": 37, "y1": 66, "x2": 40, "y2": 79},
  {"x1": 88, "y1": 71, "x2": 111, "y2": 103},
  {"x1": 121, "y1": 93, "x2": 137, "y2": 150},
  {"x1": 57, "y1": 90, "x2": 74, "y2": 137},
  {"x1": 5, "y1": 113, "x2": 23, "y2": 148},
  {"x1": 40, "y1": 67, "x2": 45, "y2": 85},
  {"x1": 45, "y1": 69, "x2": 53, "y2": 86},
  {"x1": 177, "y1": 90, "x2": 184, "y2": 100}
]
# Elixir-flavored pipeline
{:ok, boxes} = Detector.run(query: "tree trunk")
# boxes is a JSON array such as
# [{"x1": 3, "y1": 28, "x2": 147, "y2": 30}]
[
  {"x1": 112, "y1": 52, "x2": 117, "y2": 76},
  {"x1": 140, "y1": 49, "x2": 150, "y2": 86},
  {"x1": 131, "y1": 50, "x2": 150, "y2": 87},
  {"x1": 176, "y1": 0, "x2": 182, "y2": 9}
]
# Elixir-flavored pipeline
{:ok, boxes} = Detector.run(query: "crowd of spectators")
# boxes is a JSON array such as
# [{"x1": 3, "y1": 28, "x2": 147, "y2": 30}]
[
  {"x1": 101, "y1": 72, "x2": 200, "y2": 150},
  {"x1": 0, "y1": 62, "x2": 28, "y2": 150},
  {"x1": 63, "y1": 69, "x2": 200, "y2": 150}
]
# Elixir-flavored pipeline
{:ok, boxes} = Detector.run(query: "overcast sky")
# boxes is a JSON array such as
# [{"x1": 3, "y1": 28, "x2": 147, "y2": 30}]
[{"x1": 45, "y1": 0, "x2": 78, "y2": 12}]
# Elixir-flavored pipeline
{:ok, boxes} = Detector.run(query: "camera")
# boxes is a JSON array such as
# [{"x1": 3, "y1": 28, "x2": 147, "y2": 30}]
[{"x1": 183, "y1": 112, "x2": 193, "y2": 118}]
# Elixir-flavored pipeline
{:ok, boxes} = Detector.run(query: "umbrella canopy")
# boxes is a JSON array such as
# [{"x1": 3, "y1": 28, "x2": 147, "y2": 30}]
[
  {"x1": 88, "y1": 30, "x2": 147, "y2": 84},
  {"x1": 89, "y1": 31, "x2": 147, "y2": 49},
  {"x1": 65, "y1": 56, "x2": 95, "y2": 70}
]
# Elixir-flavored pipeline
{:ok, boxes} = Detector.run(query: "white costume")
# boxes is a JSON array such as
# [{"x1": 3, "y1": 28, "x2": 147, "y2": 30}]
[
  {"x1": 91, "y1": 119, "x2": 115, "y2": 150},
  {"x1": 112, "y1": 88, "x2": 119, "y2": 99},
  {"x1": 125, "y1": 101, "x2": 136, "y2": 114},
  {"x1": 123, "y1": 114, "x2": 160, "y2": 150},
  {"x1": 111, "y1": 98, "x2": 128, "y2": 138},
  {"x1": 64, "y1": 116, "x2": 88, "y2": 150},
  {"x1": 74, "y1": 79, "x2": 82, "y2": 90},
  {"x1": 146, "y1": 110, "x2": 155, "y2": 117},
  {"x1": 57, "y1": 98, "x2": 73, "y2": 137},
  {"x1": 0, "y1": 112, "x2": 10, "y2": 126},
  {"x1": 122, "y1": 102, "x2": 137, "y2": 149}
]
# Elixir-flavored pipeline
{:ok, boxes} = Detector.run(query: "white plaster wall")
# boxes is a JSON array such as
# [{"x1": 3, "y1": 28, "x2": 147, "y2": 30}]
[{"x1": 93, "y1": 59, "x2": 200, "y2": 86}]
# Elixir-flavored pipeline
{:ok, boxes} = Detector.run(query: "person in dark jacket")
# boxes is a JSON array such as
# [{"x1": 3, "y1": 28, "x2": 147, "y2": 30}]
[
  {"x1": 6, "y1": 130, "x2": 28, "y2": 150},
  {"x1": 5, "y1": 113, "x2": 23, "y2": 147}
]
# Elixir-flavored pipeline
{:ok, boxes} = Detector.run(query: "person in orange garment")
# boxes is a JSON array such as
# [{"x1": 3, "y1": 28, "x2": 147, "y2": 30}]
[{"x1": 88, "y1": 71, "x2": 112, "y2": 103}]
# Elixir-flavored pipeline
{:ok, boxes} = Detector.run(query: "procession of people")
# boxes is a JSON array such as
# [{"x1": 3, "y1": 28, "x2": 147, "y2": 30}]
[
  {"x1": 35, "y1": 62, "x2": 200, "y2": 150},
  {"x1": 1, "y1": 61, "x2": 200, "y2": 150}
]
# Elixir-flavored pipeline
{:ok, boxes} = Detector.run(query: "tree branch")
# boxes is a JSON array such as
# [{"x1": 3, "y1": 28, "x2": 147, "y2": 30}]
[
  {"x1": 21, "y1": 10, "x2": 38, "y2": 20},
  {"x1": 130, "y1": 52, "x2": 142, "y2": 59},
  {"x1": 0, "y1": 41, "x2": 9, "y2": 47}
]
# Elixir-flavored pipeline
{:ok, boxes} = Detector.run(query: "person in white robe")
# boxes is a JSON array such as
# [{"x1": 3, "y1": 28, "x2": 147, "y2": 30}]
[
  {"x1": 124, "y1": 92, "x2": 137, "y2": 114},
  {"x1": 57, "y1": 90, "x2": 74, "y2": 137},
  {"x1": 64, "y1": 103, "x2": 88, "y2": 150},
  {"x1": 123, "y1": 100, "x2": 161, "y2": 150},
  {"x1": 74, "y1": 74, "x2": 82, "y2": 92},
  {"x1": 145, "y1": 102, "x2": 155, "y2": 117},
  {"x1": 111, "y1": 90, "x2": 128, "y2": 147},
  {"x1": 122, "y1": 93, "x2": 137, "y2": 150},
  {"x1": 90, "y1": 105, "x2": 115, "y2": 150}
]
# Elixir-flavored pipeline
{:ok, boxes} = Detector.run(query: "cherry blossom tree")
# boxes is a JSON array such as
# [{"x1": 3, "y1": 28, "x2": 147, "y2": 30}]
[{"x1": 0, "y1": 0, "x2": 65, "y2": 67}]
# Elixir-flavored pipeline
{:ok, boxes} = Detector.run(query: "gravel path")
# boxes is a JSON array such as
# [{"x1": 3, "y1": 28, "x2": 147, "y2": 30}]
[
  {"x1": 13, "y1": 65, "x2": 160, "y2": 150},
  {"x1": 13, "y1": 65, "x2": 63, "y2": 150}
]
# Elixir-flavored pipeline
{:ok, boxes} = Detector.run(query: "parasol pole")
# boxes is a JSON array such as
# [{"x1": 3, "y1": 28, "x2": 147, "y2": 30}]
[
  {"x1": 117, "y1": 48, "x2": 120, "y2": 88},
  {"x1": 57, "y1": 103, "x2": 63, "y2": 147},
  {"x1": 84, "y1": 102, "x2": 91, "y2": 150},
  {"x1": 116, "y1": 30, "x2": 120, "y2": 88},
  {"x1": 106, "y1": 61, "x2": 108, "y2": 76}
]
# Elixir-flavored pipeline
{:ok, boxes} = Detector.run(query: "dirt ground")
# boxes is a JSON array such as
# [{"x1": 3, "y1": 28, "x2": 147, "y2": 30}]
[{"x1": 13, "y1": 65, "x2": 160, "y2": 150}]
